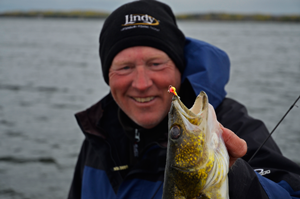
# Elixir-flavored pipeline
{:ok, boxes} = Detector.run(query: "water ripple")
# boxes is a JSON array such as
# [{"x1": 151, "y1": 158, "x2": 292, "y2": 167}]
[
  {"x1": 0, "y1": 188, "x2": 28, "y2": 199},
  {"x1": 0, "y1": 84, "x2": 68, "y2": 93},
  {"x1": 0, "y1": 119, "x2": 15, "y2": 127},
  {"x1": 0, "y1": 156, "x2": 57, "y2": 165},
  {"x1": 51, "y1": 103, "x2": 82, "y2": 110}
]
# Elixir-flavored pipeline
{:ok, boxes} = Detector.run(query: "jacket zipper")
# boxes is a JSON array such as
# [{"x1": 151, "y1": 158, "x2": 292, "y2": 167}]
[{"x1": 134, "y1": 129, "x2": 140, "y2": 157}]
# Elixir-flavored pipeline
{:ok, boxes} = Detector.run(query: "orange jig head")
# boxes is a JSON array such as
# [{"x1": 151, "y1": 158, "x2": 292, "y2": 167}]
[{"x1": 168, "y1": 85, "x2": 178, "y2": 96}]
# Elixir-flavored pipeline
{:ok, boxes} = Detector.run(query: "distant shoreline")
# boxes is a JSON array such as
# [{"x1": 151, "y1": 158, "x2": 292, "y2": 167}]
[{"x1": 0, "y1": 11, "x2": 299, "y2": 22}]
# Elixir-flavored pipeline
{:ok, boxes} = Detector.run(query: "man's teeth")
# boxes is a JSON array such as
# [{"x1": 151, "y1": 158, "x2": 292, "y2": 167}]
[{"x1": 134, "y1": 97, "x2": 155, "y2": 103}]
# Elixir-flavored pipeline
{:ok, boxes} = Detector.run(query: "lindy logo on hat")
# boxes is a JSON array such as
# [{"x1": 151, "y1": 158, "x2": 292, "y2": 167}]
[{"x1": 122, "y1": 14, "x2": 159, "y2": 26}]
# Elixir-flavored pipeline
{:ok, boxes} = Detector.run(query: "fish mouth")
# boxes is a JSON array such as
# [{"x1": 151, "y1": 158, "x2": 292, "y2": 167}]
[
  {"x1": 171, "y1": 92, "x2": 208, "y2": 126},
  {"x1": 132, "y1": 96, "x2": 155, "y2": 103},
  {"x1": 172, "y1": 95, "x2": 192, "y2": 116}
]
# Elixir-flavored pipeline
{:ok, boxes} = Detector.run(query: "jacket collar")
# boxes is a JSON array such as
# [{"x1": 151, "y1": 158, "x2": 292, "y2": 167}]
[
  {"x1": 118, "y1": 107, "x2": 168, "y2": 149},
  {"x1": 75, "y1": 93, "x2": 116, "y2": 139}
]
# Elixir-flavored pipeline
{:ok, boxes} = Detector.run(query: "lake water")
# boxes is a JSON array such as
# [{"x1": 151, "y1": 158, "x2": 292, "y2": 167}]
[{"x1": 0, "y1": 18, "x2": 299, "y2": 199}]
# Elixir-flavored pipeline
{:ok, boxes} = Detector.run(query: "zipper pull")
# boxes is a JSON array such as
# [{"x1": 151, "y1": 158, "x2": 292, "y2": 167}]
[
  {"x1": 135, "y1": 129, "x2": 140, "y2": 142},
  {"x1": 134, "y1": 129, "x2": 140, "y2": 157}
]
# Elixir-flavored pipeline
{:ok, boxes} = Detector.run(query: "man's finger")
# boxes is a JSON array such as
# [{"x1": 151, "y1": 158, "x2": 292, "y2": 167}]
[{"x1": 220, "y1": 125, "x2": 247, "y2": 165}]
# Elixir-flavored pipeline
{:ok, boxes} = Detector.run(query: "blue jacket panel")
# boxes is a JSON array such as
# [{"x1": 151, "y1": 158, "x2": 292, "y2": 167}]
[
  {"x1": 256, "y1": 172, "x2": 300, "y2": 199},
  {"x1": 117, "y1": 176, "x2": 163, "y2": 199},
  {"x1": 82, "y1": 166, "x2": 116, "y2": 199},
  {"x1": 82, "y1": 166, "x2": 163, "y2": 199},
  {"x1": 278, "y1": 180, "x2": 300, "y2": 199}
]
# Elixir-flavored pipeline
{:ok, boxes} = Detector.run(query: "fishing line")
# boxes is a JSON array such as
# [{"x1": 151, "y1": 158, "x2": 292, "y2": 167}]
[{"x1": 248, "y1": 95, "x2": 300, "y2": 163}]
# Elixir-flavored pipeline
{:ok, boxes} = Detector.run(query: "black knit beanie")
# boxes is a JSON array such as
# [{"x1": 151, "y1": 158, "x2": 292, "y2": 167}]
[{"x1": 99, "y1": 0, "x2": 186, "y2": 84}]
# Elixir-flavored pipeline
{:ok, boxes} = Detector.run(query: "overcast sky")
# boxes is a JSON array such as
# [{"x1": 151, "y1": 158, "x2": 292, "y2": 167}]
[{"x1": 0, "y1": 0, "x2": 299, "y2": 14}]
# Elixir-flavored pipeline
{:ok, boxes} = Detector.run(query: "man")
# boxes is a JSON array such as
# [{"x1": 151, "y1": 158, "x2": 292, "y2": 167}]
[{"x1": 68, "y1": 0, "x2": 300, "y2": 198}]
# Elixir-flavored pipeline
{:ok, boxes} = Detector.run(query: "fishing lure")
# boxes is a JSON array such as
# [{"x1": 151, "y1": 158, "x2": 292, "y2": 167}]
[{"x1": 168, "y1": 85, "x2": 178, "y2": 96}]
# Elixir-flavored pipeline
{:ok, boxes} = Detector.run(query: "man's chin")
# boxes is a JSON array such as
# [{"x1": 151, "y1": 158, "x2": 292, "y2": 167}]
[{"x1": 133, "y1": 118, "x2": 160, "y2": 129}]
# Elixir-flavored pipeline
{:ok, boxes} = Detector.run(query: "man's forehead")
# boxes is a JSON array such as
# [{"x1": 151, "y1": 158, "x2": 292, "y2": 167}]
[{"x1": 112, "y1": 46, "x2": 170, "y2": 63}]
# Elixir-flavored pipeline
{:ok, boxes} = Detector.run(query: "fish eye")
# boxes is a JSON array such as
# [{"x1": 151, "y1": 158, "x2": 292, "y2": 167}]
[{"x1": 170, "y1": 125, "x2": 181, "y2": 139}]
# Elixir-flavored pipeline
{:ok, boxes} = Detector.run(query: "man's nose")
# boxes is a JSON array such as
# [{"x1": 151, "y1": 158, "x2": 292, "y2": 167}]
[{"x1": 132, "y1": 66, "x2": 153, "y2": 91}]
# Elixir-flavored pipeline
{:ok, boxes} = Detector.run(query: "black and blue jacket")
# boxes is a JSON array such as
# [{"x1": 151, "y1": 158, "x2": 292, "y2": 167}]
[{"x1": 68, "y1": 38, "x2": 300, "y2": 199}]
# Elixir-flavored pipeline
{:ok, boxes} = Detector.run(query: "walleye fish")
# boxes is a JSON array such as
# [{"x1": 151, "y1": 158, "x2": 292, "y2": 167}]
[{"x1": 162, "y1": 87, "x2": 229, "y2": 199}]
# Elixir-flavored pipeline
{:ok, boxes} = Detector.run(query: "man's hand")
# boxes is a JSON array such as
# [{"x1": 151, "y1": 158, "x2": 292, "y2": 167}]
[{"x1": 220, "y1": 125, "x2": 247, "y2": 167}]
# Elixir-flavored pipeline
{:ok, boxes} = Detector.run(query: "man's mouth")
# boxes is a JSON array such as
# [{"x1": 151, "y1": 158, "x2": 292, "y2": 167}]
[{"x1": 133, "y1": 96, "x2": 155, "y2": 103}]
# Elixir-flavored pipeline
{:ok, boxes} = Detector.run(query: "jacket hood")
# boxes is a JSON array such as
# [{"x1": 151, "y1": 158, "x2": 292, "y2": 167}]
[{"x1": 182, "y1": 37, "x2": 230, "y2": 108}]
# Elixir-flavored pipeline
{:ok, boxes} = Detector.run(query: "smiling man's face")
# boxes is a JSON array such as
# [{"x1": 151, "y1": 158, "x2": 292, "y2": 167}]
[{"x1": 109, "y1": 46, "x2": 181, "y2": 129}]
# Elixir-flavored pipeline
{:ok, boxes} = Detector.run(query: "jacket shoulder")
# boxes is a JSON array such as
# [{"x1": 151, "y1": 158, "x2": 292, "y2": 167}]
[{"x1": 75, "y1": 93, "x2": 115, "y2": 138}]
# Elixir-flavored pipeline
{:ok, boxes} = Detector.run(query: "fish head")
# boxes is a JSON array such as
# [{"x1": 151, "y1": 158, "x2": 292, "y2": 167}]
[{"x1": 167, "y1": 91, "x2": 209, "y2": 171}]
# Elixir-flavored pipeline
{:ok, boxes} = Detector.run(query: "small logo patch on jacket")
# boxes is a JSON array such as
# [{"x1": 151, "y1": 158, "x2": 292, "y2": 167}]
[
  {"x1": 113, "y1": 165, "x2": 129, "y2": 171},
  {"x1": 254, "y1": 168, "x2": 271, "y2": 176}
]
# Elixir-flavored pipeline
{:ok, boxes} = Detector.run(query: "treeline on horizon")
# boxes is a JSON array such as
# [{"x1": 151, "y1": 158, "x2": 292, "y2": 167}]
[{"x1": 0, "y1": 10, "x2": 300, "y2": 22}]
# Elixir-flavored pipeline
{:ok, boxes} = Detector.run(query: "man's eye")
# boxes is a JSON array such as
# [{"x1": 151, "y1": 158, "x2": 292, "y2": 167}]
[
  {"x1": 152, "y1": 63, "x2": 161, "y2": 66},
  {"x1": 121, "y1": 66, "x2": 130, "y2": 70},
  {"x1": 120, "y1": 66, "x2": 131, "y2": 70},
  {"x1": 115, "y1": 66, "x2": 133, "y2": 75},
  {"x1": 150, "y1": 62, "x2": 167, "y2": 71}
]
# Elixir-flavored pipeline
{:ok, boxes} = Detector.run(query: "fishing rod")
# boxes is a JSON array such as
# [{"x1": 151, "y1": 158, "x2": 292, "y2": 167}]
[{"x1": 248, "y1": 95, "x2": 300, "y2": 163}]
